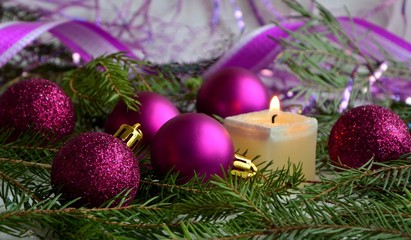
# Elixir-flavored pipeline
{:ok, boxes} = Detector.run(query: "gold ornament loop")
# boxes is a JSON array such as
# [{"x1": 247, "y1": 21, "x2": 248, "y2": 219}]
[
  {"x1": 114, "y1": 123, "x2": 143, "y2": 150},
  {"x1": 231, "y1": 154, "x2": 258, "y2": 178}
]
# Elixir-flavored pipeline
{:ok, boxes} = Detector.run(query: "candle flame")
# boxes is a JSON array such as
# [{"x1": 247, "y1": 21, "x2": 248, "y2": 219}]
[{"x1": 269, "y1": 96, "x2": 280, "y2": 111}]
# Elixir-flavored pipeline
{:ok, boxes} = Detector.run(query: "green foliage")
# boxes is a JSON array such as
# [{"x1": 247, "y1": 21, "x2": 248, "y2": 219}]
[
  {"x1": 1, "y1": 0, "x2": 411, "y2": 239},
  {"x1": 1, "y1": 135, "x2": 411, "y2": 239},
  {"x1": 61, "y1": 53, "x2": 141, "y2": 118},
  {"x1": 1, "y1": 130, "x2": 410, "y2": 239},
  {"x1": 277, "y1": 0, "x2": 411, "y2": 113},
  {"x1": 0, "y1": 4, "x2": 41, "y2": 22},
  {"x1": 59, "y1": 52, "x2": 202, "y2": 130},
  {"x1": 0, "y1": 42, "x2": 75, "y2": 88}
]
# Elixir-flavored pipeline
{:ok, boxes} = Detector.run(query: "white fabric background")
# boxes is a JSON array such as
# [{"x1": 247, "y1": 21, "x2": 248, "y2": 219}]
[{"x1": 4, "y1": 0, "x2": 410, "y2": 63}]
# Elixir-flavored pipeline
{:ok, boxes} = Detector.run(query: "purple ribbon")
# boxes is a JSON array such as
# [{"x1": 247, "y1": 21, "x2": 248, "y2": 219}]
[
  {"x1": 203, "y1": 17, "x2": 411, "y2": 107},
  {"x1": 203, "y1": 21, "x2": 304, "y2": 79},
  {"x1": 2, "y1": 14, "x2": 411, "y2": 106},
  {"x1": 338, "y1": 17, "x2": 411, "y2": 62},
  {"x1": 0, "y1": 20, "x2": 137, "y2": 68},
  {"x1": 204, "y1": 17, "x2": 411, "y2": 77}
]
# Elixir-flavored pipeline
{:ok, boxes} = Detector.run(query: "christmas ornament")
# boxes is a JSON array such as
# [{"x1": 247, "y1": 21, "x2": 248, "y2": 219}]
[
  {"x1": 151, "y1": 113, "x2": 234, "y2": 182},
  {"x1": 51, "y1": 124, "x2": 143, "y2": 207},
  {"x1": 196, "y1": 67, "x2": 269, "y2": 118},
  {"x1": 105, "y1": 91, "x2": 179, "y2": 145},
  {"x1": 0, "y1": 78, "x2": 75, "y2": 140},
  {"x1": 328, "y1": 105, "x2": 411, "y2": 169}
]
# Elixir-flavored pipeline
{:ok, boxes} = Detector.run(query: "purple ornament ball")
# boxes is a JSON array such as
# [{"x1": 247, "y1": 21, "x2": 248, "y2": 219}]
[
  {"x1": 0, "y1": 78, "x2": 75, "y2": 140},
  {"x1": 105, "y1": 92, "x2": 179, "y2": 145},
  {"x1": 151, "y1": 113, "x2": 234, "y2": 182},
  {"x1": 51, "y1": 132, "x2": 140, "y2": 207},
  {"x1": 196, "y1": 67, "x2": 269, "y2": 118},
  {"x1": 328, "y1": 105, "x2": 411, "y2": 169}
]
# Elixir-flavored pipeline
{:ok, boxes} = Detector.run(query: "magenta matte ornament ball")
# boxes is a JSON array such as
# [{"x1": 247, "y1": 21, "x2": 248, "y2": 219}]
[
  {"x1": 0, "y1": 78, "x2": 75, "y2": 140},
  {"x1": 51, "y1": 132, "x2": 140, "y2": 207},
  {"x1": 196, "y1": 67, "x2": 269, "y2": 118},
  {"x1": 105, "y1": 92, "x2": 179, "y2": 145},
  {"x1": 328, "y1": 105, "x2": 411, "y2": 169},
  {"x1": 151, "y1": 113, "x2": 234, "y2": 182}
]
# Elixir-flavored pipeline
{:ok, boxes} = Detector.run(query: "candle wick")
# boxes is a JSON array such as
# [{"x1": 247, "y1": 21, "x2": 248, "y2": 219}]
[{"x1": 271, "y1": 114, "x2": 278, "y2": 124}]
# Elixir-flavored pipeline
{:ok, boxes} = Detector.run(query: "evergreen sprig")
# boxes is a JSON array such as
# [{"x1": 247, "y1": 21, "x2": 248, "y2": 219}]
[
  {"x1": 1, "y1": 151, "x2": 411, "y2": 239},
  {"x1": 0, "y1": 3, "x2": 40, "y2": 22},
  {"x1": 276, "y1": 0, "x2": 411, "y2": 113},
  {"x1": 61, "y1": 53, "x2": 142, "y2": 118},
  {"x1": 0, "y1": 127, "x2": 410, "y2": 239},
  {"x1": 1, "y1": 0, "x2": 411, "y2": 239}
]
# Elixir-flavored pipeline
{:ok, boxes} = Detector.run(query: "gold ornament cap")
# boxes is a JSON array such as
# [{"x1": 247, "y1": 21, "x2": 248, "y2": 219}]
[
  {"x1": 231, "y1": 154, "x2": 258, "y2": 178},
  {"x1": 113, "y1": 123, "x2": 143, "y2": 150}
]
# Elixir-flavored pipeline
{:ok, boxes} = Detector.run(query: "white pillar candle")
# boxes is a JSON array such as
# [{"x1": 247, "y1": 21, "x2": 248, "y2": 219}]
[{"x1": 224, "y1": 97, "x2": 318, "y2": 180}]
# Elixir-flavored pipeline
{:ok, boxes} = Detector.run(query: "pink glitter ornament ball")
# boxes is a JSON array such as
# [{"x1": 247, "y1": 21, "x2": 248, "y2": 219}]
[
  {"x1": 105, "y1": 92, "x2": 179, "y2": 145},
  {"x1": 328, "y1": 105, "x2": 411, "y2": 169},
  {"x1": 51, "y1": 132, "x2": 140, "y2": 207},
  {"x1": 0, "y1": 78, "x2": 75, "y2": 140},
  {"x1": 151, "y1": 113, "x2": 234, "y2": 182},
  {"x1": 196, "y1": 67, "x2": 269, "y2": 118}
]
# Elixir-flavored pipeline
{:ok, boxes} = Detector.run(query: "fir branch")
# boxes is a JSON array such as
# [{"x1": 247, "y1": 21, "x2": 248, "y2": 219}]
[
  {"x1": 0, "y1": 3, "x2": 41, "y2": 22},
  {"x1": 1, "y1": 2, "x2": 411, "y2": 239},
  {"x1": 0, "y1": 132, "x2": 58, "y2": 210},
  {"x1": 276, "y1": 0, "x2": 411, "y2": 113},
  {"x1": 211, "y1": 178, "x2": 274, "y2": 226},
  {"x1": 0, "y1": 204, "x2": 162, "y2": 221},
  {"x1": 0, "y1": 162, "x2": 411, "y2": 238},
  {"x1": 0, "y1": 170, "x2": 41, "y2": 202},
  {"x1": 0, "y1": 203, "x2": 171, "y2": 239},
  {"x1": 0, "y1": 131, "x2": 59, "y2": 165},
  {"x1": 0, "y1": 145, "x2": 58, "y2": 153},
  {"x1": 154, "y1": 58, "x2": 217, "y2": 79},
  {"x1": 229, "y1": 224, "x2": 411, "y2": 239},
  {"x1": 61, "y1": 52, "x2": 141, "y2": 118},
  {"x1": 139, "y1": 179, "x2": 202, "y2": 193},
  {"x1": 308, "y1": 164, "x2": 411, "y2": 203},
  {"x1": 139, "y1": 65, "x2": 201, "y2": 113},
  {"x1": 0, "y1": 41, "x2": 76, "y2": 87},
  {"x1": 0, "y1": 158, "x2": 51, "y2": 170}
]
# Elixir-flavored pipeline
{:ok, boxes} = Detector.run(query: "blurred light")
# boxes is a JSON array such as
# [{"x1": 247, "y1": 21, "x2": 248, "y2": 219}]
[
  {"x1": 72, "y1": 52, "x2": 81, "y2": 64},
  {"x1": 259, "y1": 69, "x2": 273, "y2": 77}
]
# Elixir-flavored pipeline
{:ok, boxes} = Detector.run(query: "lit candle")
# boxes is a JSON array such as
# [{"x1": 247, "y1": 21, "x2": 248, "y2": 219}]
[{"x1": 224, "y1": 96, "x2": 318, "y2": 180}]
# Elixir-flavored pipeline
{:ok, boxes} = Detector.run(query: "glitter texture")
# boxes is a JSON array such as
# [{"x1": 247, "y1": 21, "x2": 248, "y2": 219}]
[
  {"x1": 328, "y1": 105, "x2": 411, "y2": 168},
  {"x1": 0, "y1": 78, "x2": 75, "y2": 140},
  {"x1": 51, "y1": 132, "x2": 140, "y2": 207}
]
